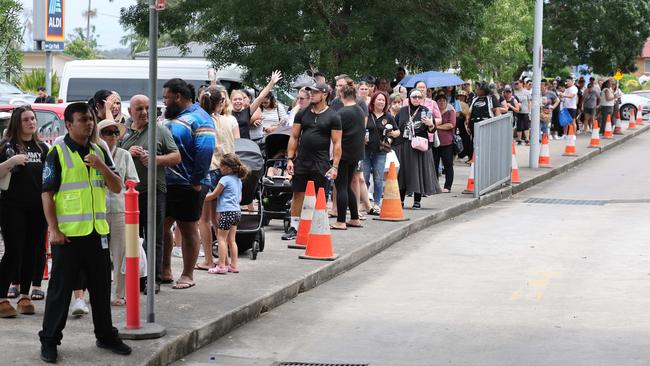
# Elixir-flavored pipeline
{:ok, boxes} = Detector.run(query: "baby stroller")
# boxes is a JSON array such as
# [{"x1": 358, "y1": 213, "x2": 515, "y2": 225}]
[
  {"x1": 261, "y1": 126, "x2": 293, "y2": 232},
  {"x1": 211, "y1": 138, "x2": 266, "y2": 260}
]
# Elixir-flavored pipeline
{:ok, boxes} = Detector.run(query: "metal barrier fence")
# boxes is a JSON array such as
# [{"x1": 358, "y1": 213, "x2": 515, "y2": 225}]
[{"x1": 473, "y1": 113, "x2": 513, "y2": 198}]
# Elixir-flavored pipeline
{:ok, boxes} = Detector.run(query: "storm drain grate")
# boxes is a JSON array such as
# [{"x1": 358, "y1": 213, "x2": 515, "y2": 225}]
[
  {"x1": 275, "y1": 363, "x2": 369, "y2": 366},
  {"x1": 524, "y1": 198, "x2": 607, "y2": 206}
]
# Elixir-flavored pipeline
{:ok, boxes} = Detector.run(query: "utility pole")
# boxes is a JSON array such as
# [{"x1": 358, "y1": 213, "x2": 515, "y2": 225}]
[
  {"x1": 529, "y1": 0, "x2": 543, "y2": 168},
  {"x1": 86, "y1": 0, "x2": 91, "y2": 43}
]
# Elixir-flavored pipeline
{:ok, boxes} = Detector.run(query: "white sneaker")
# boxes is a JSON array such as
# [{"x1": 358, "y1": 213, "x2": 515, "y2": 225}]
[
  {"x1": 171, "y1": 246, "x2": 183, "y2": 258},
  {"x1": 71, "y1": 298, "x2": 89, "y2": 317}
]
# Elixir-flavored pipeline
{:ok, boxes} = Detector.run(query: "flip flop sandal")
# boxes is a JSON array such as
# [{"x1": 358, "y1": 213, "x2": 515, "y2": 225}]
[
  {"x1": 194, "y1": 264, "x2": 212, "y2": 271},
  {"x1": 7, "y1": 286, "x2": 19, "y2": 299},
  {"x1": 329, "y1": 225, "x2": 347, "y2": 230},
  {"x1": 31, "y1": 289, "x2": 45, "y2": 301},
  {"x1": 172, "y1": 280, "x2": 196, "y2": 290},
  {"x1": 160, "y1": 278, "x2": 174, "y2": 284},
  {"x1": 111, "y1": 298, "x2": 126, "y2": 306},
  {"x1": 346, "y1": 222, "x2": 363, "y2": 228}
]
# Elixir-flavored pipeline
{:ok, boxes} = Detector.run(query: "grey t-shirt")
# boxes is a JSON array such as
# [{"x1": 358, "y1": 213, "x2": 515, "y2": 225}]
[
  {"x1": 120, "y1": 119, "x2": 179, "y2": 193},
  {"x1": 514, "y1": 89, "x2": 532, "y2": 114},
  {"x1": 583, "y1": 89, "x2": 598, "y2": 109}
]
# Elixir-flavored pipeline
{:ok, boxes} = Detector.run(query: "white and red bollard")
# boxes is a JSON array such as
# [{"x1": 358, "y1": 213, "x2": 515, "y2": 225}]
[
  {"x1": 124, "y1": 179, "x2": 141, "y2": 330},
  {"x1": 120, "y1": 179, "x2": 166, "y2": 340}
]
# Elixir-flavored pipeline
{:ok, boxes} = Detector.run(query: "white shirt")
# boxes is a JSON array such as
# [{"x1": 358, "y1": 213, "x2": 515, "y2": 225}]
[
  {"x1": 563, "y1": 85, "x2": 579, "y2": 109},
  {"x1": 106, "y1": 147, "x2": 139, "y2": 213}
]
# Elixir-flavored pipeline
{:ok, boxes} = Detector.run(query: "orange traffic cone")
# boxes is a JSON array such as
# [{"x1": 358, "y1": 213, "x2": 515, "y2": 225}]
[
  {"x1": 628, "y1": 111, "x2": 637, "y2": 129},
  {"x1": 538, "y1": 133, "x2": 552, "y2": 168},
  {"x1": 289, "y1": 180, "x2": 315, "y2": 249},
  {"x1": 462, "y1": 153, "x2": 475, "y2": 194},
  {"x1": 375, "y1": 162, "x2": 409, "y2": 222},
  {"x1": 589, "y1": 119, "x2": 601, "y2": 148},
  {"x1": 511, "y1": 141, "x2": 521, "y2": 184},
  {"x1": 563, "y1": 124, "x2": 577, "y2": 156},
  {"x1": 614, "y1": 110, "x2": 624, "y2": 135},
  {"x1": 603, "y1": 115, "x2": 614, "y2": 139},
  {"x1": 636, "y1": 105, "x2": 644, "y2": 126},
  {"x1": 299, "y1": 188, "x2": 338, "y2": 261}
]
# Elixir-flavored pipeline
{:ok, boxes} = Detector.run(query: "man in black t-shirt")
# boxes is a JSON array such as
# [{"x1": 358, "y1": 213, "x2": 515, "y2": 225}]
[
  {"x1": 34, "y1": 87, "x2": 55, "y2": 104},
  {"x1": 282, "y1": 82, "x2": 342, "y2": 241}
]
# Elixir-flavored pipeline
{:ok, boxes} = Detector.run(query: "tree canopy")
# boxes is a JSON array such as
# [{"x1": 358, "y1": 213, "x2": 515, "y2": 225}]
[
  {"x1": 120, "y1": 0, "x2": 650, "y2": 83},
  {"x1": 543, "y1": 0, "x2": 650, "y2": 75},
  {"x1": 120, "y1": 0, "x2": 492, "y2": 85},
  {"x1": 0, "y1": 0, "x2": 23, "y2": 81},
  {"x1": 459, "y1": 0, "x2": 533, "y2": 81},
  {"x1": 64, "y1": 26, "x2": 101, "y2": 60}
]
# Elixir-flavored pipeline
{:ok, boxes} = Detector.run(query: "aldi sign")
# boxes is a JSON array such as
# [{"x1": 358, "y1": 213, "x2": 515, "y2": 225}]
[{"x1": 46, "y1": 0, "x2": 64, "y2": 42}]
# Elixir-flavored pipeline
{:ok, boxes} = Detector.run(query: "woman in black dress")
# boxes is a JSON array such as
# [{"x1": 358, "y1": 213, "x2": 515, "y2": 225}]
[{"x1": 393, "y1": 89, "x2": 441, "y2": 209}]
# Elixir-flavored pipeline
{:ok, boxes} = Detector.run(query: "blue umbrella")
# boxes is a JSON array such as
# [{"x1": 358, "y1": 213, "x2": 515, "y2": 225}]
[{"x1": 399, "y1": 71, "x2": 465, "y2": 88}]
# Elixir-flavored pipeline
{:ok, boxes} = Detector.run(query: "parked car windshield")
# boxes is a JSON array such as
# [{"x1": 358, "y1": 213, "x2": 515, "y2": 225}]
[{"x1": 0, "y1": 81, "x2": 23, "y2": 94}]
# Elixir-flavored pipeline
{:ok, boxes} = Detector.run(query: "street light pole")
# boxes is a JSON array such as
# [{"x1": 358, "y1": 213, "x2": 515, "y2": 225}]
[
  {"x1": 146, "y1": 0, "x2": 159, "y2": 324},
  {"x1": 529, "y1": 0, "x2": 543, "y2": 168}
]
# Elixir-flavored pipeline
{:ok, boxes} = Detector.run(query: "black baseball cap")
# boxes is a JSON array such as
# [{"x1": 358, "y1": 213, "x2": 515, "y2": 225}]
[{"x1": 305, "y1": 82, "x2": 330, "y2": 93}]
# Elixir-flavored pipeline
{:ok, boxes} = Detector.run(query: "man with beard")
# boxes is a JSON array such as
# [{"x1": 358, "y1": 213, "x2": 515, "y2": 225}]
[
  {"x1": 282, "y1": 82, "x2": 342, "y2": 241},
  {"x1": 160, "y1": 78, "x2": 215, "y2": 289},
  {"x1": 120, "y1": 95, "x2": 181, "y2": 293}
]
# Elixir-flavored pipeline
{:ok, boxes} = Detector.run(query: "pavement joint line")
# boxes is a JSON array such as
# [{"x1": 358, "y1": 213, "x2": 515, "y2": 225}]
[{"x1": 138, "y1": 124, "x2": 650, "y2": 366}]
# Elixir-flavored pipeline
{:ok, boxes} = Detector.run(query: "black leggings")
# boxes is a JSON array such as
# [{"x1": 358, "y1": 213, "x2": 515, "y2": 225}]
[
  {"x1": 0, "y1": 203, "x2": 47, "y2": 296},
  {"x1": 433, "y1": 145, "x2": 455, "y2": 190},
  {"x1": 334, "y1": 160, "x2": 359, "y2": 223},
  {"x1": 12, "y1": 238, "x2": 46, "y2": 288}
]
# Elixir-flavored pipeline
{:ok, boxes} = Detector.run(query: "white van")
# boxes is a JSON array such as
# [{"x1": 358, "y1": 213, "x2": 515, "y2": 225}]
[{"x1": 58, "y1": 59, "x2": 245, "y2": 104}]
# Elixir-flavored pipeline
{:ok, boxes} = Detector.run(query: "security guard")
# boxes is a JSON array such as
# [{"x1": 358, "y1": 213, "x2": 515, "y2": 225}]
[{"x1": 39, "y1": 102, "x2": 131, "y2": 363}]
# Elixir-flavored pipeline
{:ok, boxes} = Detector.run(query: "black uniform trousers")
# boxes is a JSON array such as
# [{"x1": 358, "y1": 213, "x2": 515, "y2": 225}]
[{"x1": 39, "y1": 231, "x2": 118, "y2": 346}]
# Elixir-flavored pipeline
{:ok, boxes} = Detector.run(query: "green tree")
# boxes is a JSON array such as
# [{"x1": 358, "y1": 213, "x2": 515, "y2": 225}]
[
  {"x1": 544, "y1": 0, "x2": 650, "y2": 75},
  {"x1": 64, "y1": 26, "x2": 101, "y2": 60},
  {"x1": 120, "y1": 0, "x2": 493, "y2": 84},
  {"x1": 0, "y1": 0, "x2": 23, "y2": 81},
  {"x1": 459, "y1": 0, "x2": 533, "y2": 81}
]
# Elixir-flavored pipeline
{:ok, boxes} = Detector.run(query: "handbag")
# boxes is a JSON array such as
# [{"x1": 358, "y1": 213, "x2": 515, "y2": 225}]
[
  {"x1": 559, "y1": 107, "x2": 573, "y2": 127},
  {"x1": 379, "y1": 138, "x2": 392, "y2": 153},
  {"x1": 432, "y1": 131, "x2": 440, "y2": 148},
  {"x1": 452, "y1": 133, "x2": 464, "y2": 155},
  {"x1": 411, "y1": 136, "x2": 429, "y2": 151}
]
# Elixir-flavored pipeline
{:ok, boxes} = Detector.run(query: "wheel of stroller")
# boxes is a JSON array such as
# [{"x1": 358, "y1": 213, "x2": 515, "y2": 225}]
[
  {"x1": 250, "y1": 240, "x2": 259, "y2": 260},
  {"x1": 283, "y1": 219, "x2": 290, "y2": 233},
  {"x1": 211, "y1": 239, "x2": 219, "y2": 258}
]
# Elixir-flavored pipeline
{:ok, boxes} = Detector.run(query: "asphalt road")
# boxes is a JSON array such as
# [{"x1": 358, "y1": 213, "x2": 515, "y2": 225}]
[{"x1": 173, "y1": 131, "x2": 650, "y2": 366}]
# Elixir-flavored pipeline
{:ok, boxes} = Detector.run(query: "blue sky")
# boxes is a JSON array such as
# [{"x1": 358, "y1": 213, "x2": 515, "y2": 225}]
[{"x1": 20, "y1": 0, "x2": 135, "y2": 50}]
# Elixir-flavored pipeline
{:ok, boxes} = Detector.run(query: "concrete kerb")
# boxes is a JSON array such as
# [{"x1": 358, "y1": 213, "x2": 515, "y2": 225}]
[{"x1": 146, "y1": 125, "x2": 650, "y2": 366}]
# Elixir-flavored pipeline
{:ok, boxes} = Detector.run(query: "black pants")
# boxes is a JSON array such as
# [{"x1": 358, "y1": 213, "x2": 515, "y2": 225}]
[
  {"x1": 139, "y1": 190, "x2": 166, "y2": 282},
  {"x1": 400, "y1": 191, "x2": 422, "y2": 204},
  {"x1": 334, "y1": 160, "x2": 359, "y2": 223},
  {"x1": 433, "y1": 145, "x2": 454, "y2": 190},
  {"x1": 458, "y1": 120, "x2": 472, "y2": 159},
  {"x1": 0, "y1": 202, "x2": 46, "y2": 296},
  {"x1": 39, "y1": 231, "x2": 118, "y2": 346}
]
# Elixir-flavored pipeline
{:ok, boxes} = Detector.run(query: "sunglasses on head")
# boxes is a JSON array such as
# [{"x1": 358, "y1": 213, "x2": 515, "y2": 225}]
[{"x1": 101, "y1": 129, "x2": 120, "y2": 137}]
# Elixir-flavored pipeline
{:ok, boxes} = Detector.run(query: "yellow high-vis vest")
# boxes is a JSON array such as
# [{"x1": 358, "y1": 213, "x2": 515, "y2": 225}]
[{"x1": 53, "y1": 141, "x2": 109, "y2": 236}]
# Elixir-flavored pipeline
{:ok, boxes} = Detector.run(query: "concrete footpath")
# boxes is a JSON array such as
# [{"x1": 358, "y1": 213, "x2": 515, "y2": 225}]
[{"x1": 2, "y1": 122, "x2": 649, "y2": 366}]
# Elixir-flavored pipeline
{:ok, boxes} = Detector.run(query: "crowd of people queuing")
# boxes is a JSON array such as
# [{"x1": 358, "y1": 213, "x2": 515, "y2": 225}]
[{"x1": 0, "y1": 64, "x2": 624, "y2": 362}]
